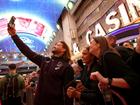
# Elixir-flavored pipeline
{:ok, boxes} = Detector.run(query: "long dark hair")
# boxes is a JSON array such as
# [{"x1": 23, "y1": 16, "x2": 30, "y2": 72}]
[
  {"x1": 93, "y1": 36, "x2": 119, "y2": 57},
  {"x1": 59, "y1": 41, "x2": 71, "y2": 62}
]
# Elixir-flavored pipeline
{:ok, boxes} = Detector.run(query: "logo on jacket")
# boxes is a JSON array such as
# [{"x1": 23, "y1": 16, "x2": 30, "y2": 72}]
[{"x1": 55, "y1": 61, "x2": 63, "y2": 70}]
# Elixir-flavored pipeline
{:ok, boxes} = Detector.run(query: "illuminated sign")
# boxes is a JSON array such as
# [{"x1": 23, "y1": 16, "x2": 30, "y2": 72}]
[
  {"x1": 0, "y1": 17, "x2": 45, "y2": 38},
  {"x1": 72, "y1": 42, "x2": 80, "y2": 55},
  {"x1": 0, "y1": 17, "x2": 47, "y2": 52},
  {"x1": 16, "y1": 17, "x2": 45, "y2": 36},
  {"x1": 0, "y1": 18, "x2": 9, "y2": 40},
  {"x1": 86, "y1": 0, "x2": 140, "y2": 45},
  {"x1": 86, "y1": 30, "x2": 92, "y2": 45},
  {"x1": 0, "y1": 33, "x2": 46, "y2": 53},
  {"x1": 0, "y1": 0, "x2": 70, "y2": 53}
]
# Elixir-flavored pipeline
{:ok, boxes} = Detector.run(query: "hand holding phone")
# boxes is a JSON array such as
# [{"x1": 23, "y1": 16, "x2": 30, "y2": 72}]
[
  {"x1": 7, "y1": 16, "x2": 16, "y2": 36},
  {"x1": 8, "y1": 16, "x2": 16, "y2": 28}
]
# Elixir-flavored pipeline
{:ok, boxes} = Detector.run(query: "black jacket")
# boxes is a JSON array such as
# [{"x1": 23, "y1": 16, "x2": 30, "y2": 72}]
[
  {"x1": 127, "y1": 50, "x2": 140, "y2": 105},
  {"x1": 12, "y1": 35, "x2": 74, "y2": 105},
  {"x1": 79, "y1": 61, "x2": 104, "y2": 105},
  {"x1": 100, "y1": 51, "x2": 140, "y2": 105}
]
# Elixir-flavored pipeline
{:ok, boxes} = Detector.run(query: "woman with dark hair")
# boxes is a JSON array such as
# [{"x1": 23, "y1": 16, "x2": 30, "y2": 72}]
[
  {"x1": 7, "y1": 23, "x2": 74, "y2": 105},
  {"x1": 89, "y1": 36, "x2": 140, "y2": 105}
]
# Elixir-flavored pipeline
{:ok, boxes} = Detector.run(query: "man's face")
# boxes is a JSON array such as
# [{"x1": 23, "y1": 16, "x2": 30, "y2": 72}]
[{"x1": 52, "y1": 42, "x2": 65, "y2": 55}]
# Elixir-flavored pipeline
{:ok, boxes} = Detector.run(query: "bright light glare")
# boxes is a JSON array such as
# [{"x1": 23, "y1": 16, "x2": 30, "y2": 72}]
[
  {"x1": 10, "y1": 0, "x2": 22, "y2": 1},
  {"x1": 0, "y1": 12, "x2": 54, "y2": 46},
  {"x1": 58, "y1": 0, "x2": 69, "y2": 7},
  {"x1": 132, "y1": 0, "x2": 140, "y2": 4},
  {"x1": 56, "y1": 24, "x2": 60, "y2": 30},
  {"x1": 0, "y1": 12, "x2": 53, "y2": 34},
  {"x1": 67, "y1": 1, "x2": 74, "y2": 10}
]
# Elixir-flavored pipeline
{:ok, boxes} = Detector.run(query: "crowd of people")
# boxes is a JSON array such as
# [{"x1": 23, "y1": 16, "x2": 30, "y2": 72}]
[
  {"x1": 67, "y1": 36, "x2": 140, "y2": 105},
  {"x1": 0, "y1": 19, "x2": 140, "y2": 105},
  {"x1": 0, "y1": 64, "x2": 40, "y2": 105}
]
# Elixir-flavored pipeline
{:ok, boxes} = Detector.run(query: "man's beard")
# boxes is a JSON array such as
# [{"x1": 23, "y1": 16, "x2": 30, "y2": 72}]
[
  {"x1": 52, "y1": 50, "x2": 56, "y2": 54},
  {"x1": 52, "y1": 47, "x2": 58, "y2": 55}
]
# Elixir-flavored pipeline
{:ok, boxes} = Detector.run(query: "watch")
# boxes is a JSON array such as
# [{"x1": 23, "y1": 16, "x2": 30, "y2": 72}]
[{"x1": 108, "y1": 78, "x2": 112, "y2": 86}]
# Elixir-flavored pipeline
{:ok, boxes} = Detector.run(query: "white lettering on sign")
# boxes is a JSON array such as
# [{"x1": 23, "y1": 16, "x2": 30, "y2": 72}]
[
  {"x1": 118, "y1": 3, "x2": 130, "y2": 26},
  {"x1": 105, "y1": 11, "x2": 120, "y2": 32},
  {"x1": 86, "y1": 0, "x2": 140, "y2": 45},
  {"x1": 86, "y1": 30, "x2": 92, "y2": 45},
  {"x1": 95, "y1": 23, "x2": 106, "y2": 36},
  {"x1": 72, "y1": 43, "x2": 80, "y2": 55},
  {"x1": 132, "y1": 0, "x2": 140, "y2": 4},
  {"x1": 126, "y1": 0, "x2": 140, "y2": 20}
]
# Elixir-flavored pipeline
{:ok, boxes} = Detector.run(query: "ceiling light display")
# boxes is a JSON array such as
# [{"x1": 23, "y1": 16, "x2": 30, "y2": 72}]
[
  {"x1": 0, "y1": 0, "x2": 69, "y2": 53},
  {"x1": 67, "y1": 1, "x2": 74, "y2": 10}
]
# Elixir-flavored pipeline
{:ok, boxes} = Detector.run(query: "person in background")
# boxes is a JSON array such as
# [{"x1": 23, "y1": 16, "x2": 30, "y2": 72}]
[
  {"x1": 106, "y1": 35, "x2": 133, "y2": 62},
  {"x1": 106, "y1": 35, "x2": 117, "y2": 47},
  {"x1": 7, "y1": 23, "x2": 74, "y2": 105},
  {"x1": 0, "y1": 63, "x2": 25, "y2": 105},
  {"x1": 25, "y1": 71, "x2": 39, "y2": 105},
  {"x1": 127, "y1": 35, "x2": 140, "y2": 105},
  {"x1": 122, "y1": 41, "x2": 134, "y2": 56},
  {"x1": 127, "y1": 35, "x2": 140, "y2": 74},
  {"x1": 89, "y1": 36, "x2": 140, "y2": 105},
  {"x1": 123, "y1": 41, "x2": 134, "y2": 50}
]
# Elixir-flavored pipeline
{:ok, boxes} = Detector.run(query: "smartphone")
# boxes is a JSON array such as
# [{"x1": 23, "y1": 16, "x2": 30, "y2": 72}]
[{"x1": 8, "y1": 16, "x2": 16, "y2": 27}]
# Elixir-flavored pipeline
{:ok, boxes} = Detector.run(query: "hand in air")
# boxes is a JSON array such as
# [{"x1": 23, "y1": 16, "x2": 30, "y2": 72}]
[{"x1": 7, "y1": 23, "x2": 16, "y2": 36}]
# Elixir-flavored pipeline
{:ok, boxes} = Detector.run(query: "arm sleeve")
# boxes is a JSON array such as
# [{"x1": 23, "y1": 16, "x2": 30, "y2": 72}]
[
  {"x1": 104, "y1": 52, "x2": 140, "y2": 89},
  {"x1": 11, "y1": 35, "x2": 48, "y2": 67},
  {"x1": 63, "y1": 65, "x2": 74, "y2": 105}
]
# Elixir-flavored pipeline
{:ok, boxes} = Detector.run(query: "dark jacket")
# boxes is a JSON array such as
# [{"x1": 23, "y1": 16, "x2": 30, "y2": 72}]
[
  {"x1": 11, "y1": 35, "x2": 74, "y2": 105},
  {"x1": 79, "y1": 61, "x2": 104, "y2": 105},
  {"x1": 115, "y1": 46, "x2": 133, "y2": 62},
  {"x1": 127, "y1": 50, "x2": 140, "y2": 105},
  {"x1": 0, "y1": 73, "x2": 25, "y2": 105},
  {"x1": 127, "y1": 50, "x2": 140, "y2": 75},
  {"x1": 100, "y1": 51, "x2": 140, "y2": 105}
]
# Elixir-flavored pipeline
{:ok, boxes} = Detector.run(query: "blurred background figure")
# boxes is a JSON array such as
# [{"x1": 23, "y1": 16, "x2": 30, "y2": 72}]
[
  {"x1": 126, "y1": 35, "x2": 140, "y2": 105},
  {"x1": 123, "y1": 41, "x2": 134, "y2": 50},
  {"x1": 0, "y1": 63, "x2": 25, "y2": 105},
  {"x1": 106, "y1": 35, "x2": 134, "y2": 62}
]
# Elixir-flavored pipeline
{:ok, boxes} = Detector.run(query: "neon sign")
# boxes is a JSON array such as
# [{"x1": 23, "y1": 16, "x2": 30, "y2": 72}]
[{"x1": 86, "y1": 0, "x2": 140, "y2": 45}]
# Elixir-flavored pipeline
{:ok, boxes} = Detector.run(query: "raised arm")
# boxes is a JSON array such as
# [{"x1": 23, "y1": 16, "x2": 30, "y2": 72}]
[{"x1": 7, "y1": 24, "x2": 47, "y2": 67}]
